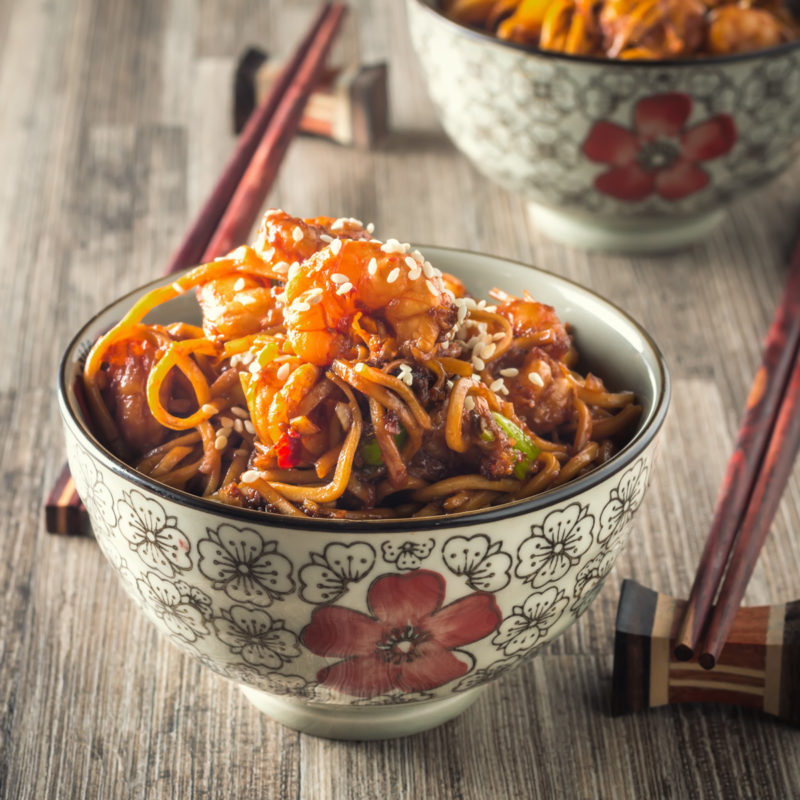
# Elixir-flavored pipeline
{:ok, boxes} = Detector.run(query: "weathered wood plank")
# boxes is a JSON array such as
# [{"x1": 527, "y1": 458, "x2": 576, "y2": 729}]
[{"x1": 1, "y1": 0, "x2": 799, "y2": 798}]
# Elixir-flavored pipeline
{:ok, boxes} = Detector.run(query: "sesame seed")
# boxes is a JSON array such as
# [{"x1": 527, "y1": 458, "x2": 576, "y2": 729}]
[
  {"x1": 528, "y1": 372, "x2": 545, "y2": 387},
  {"x1": 234, "y1": 418, "x2": 244, "y2": 433},
  {"x1": 404, "y1": 256, "x2": 417, "y2": 270},
  {"x1": 214, "y1": 435, "x2": 228, "y2": 451},
  {"x1": 233, "y1": 277, "x2": 246, "y2": 291},
  {"x1": 240, "y1": 470, "x2": 259, "y2": 483},
  {"x1": 490, "y1": 378, "x2": 504, "y2": 392},
  {"x1": 472, "y1": 356, "x2": 485, "y2": 371},
  {"x1": 319, "y1": 233, "x2": 333, "y2": 242},
  {"x1": 330, "y1": 238, "x2": 342, "y2": 256},
  {"x1": 293, "y1": 301, "x2": 311, "y2": 312},
  {"x1": 368, "y1": 257, "x2": 378, "y2": 275},
  {"x1": 307, "y1": 291, "x2": 323, "y2": 304},
  {"x1": 231, "y1": 406, "x2": 248, "y2": 417},
  {"x1": 425, "y1": 279, "x2": 439, "y2": 296},
  {"x1": 498, "y1": 384, "x2": 510, "y2": 395},
  {"x1": 331, "y1": 217, "x2": 362, "y2": 231},
  {"x1": 422, "y1": 261, "x2": 435, "y2": 278},
  {"x1": 262, "y1": 247, "x2": 275, "y2": 261},
  {"x1": 244, "y1": 420, "x2": 256, "y2": 435},
  {"x1": 273, "y1": 261, "x2": 289, "y2": 275},
  {"x1": 288, "y1": 262, "x2": 301, "y2": 280},
  {"x1": 366, "y1": 222, "x2": 375, "y2": 233},
  {"x1": 277, "y1": 362, "x2": 291, "y2": 381},
  {"x1": 381, "y1": 238, "x2": 409, "y2": 254},
  {"x1": 457, "y1": 305, "x2": 468, "y2": 324},
  {"x1": 239, "y1": 295, "x2": 257, "y2": 306},
  {"x1": 408, "y1": 266, "x2": 421, "y2": 280},
  {"x1": 337, "y1": 281, "x2": 353, "y2": 295},
  {"x1": 331, "y1": 273, "x2": 348, "y2": 284},
  {"x1": 387, "y1": 267, "x2": 400, "y2": 284},
  {"x1": 292, "y1": 226, "x2": 304, "y2": 242},
  {"x1": 500, "y1": 367, "x2": 519, "y2": 377},
  {"x1": 411, "y1": 250, "x2": 424, "y2": 261},
  {"x1": 481, "y1": 342, "x2": 496, "y2": 359},
  {"x1": 220, "y1": 416, "x2": 234, "y2": 429},
  {"x1": 248, "y1": 361, "x2": 261, "y2": 374},
  {"x1": 239, "y1": 351, "x2": 254, "y2": 365},
  {"x1": 492, "y1": 332, "x2": 506, "y2": 341},
  {"x1": 464, "y1": 395, "x2": 475, "y2": 412},
  {"x1": 201, "y1": 403, "x2": 216, "y2": 415}
]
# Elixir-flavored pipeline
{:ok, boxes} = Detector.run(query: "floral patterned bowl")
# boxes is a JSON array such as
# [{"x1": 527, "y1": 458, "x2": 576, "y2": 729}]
[
  {"x1": 407, "y1": 0, "x2": 800, "y2": 252},
  {"x1": 58, "y1": 247, "x2": 670, "y2": 739}
]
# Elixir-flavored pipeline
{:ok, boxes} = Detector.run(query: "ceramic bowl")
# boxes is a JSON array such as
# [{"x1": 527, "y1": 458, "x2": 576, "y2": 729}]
[
  {"x1": 406, "y1": 0, "x2": 800, "y2": 252},
  {"x1": 58, "y1": 247, "x2": 670, "y2": 740}
]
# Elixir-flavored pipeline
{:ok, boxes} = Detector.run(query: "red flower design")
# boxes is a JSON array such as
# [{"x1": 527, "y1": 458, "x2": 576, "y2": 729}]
[
  {"x1": 582, "y1": 93, "x2": 736, "y2": 202},
  {"x1": 301, "y1": 570, "x2": 502, "y2": 698}
]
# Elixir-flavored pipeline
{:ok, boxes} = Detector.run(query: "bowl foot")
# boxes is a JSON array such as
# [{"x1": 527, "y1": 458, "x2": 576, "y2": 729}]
[
  {"x1": 239, "y1": 685, "x2": 485, "y2": 740},
  {"x1": 528, "y1": 202, "x2": 726, "y2": 253}
]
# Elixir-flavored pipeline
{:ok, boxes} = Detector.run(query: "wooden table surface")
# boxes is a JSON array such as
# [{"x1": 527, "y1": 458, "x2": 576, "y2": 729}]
[{"x1": 2, "y1": 0, "x2": 799, "y2": 797}]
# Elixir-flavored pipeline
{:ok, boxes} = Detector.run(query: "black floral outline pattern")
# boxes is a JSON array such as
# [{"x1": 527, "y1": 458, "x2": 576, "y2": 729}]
[
  {"x1": 598, "y1": 459, "x2": 649, "y2": 546},
  {"x1": 197, "y1": 523, "x2": 294, "y2": 606},
  {"x1": 442, "y1": 533, "x2": 511, "y2": 592},
  {"x1": 117, "y1": 489, "x2": 192, "y2": 577},
  {"x1": 492, "y1": 587, "x2": 570, "y2": 656},
  {"x1": 381, "y1": 538, "x2": 435, "y2": 570},
  {"x1": 135, "y1": 571, "x2": 213, "y2": 644},
  {"x1": 298, "y1": 541, "x2": 376, "y2": 604},
  {"x1": 516, "y1": 502, "x2": 595, "y2": 587},
  {"x1": 212, "y1": 605, "x2": 301, "y2": 669}
]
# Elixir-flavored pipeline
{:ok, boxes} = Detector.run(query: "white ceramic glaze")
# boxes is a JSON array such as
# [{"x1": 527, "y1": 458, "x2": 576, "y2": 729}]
[
  {"x1": 58, "y1": 247, "x2": 670, "y2": 739},
  {"x1": 407, "y1": 0, "x2": 800, "y2": 252}
]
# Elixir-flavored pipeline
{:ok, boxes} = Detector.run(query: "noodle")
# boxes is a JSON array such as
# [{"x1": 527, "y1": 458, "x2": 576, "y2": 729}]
[{"x1": 83, "y1": 209, "x2": 641, "y2": 518}]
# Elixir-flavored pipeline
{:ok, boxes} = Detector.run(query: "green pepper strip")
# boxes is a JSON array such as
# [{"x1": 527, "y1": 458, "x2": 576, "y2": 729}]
[
  {"x1": 360, "y1": 427, "x2": 408, "y2": 466},
  {"x1": 492, "y1": 412, "x2": 541, "y2": 479}
]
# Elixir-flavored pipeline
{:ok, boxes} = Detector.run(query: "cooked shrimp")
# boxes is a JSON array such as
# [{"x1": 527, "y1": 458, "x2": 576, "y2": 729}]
[
  {"x1": 506, "y1": 352, "x2": 576, "y2": 434},
  {"x1": 284, "y1": 239, "x2": 458, "y2": 366},
  {"x1": 491, "y1": 288, "x2": 571, "y2": 360},
  {"x1": 197, "y1": 275, "x2": 284, "y2": 340},
  {"x1": 600, "y1": 0, "x2": 707, "y2": 57},
  {"x1": 252, "y1": 209, "x2": 373, "y2": 270},
  {"x1": 707, "y1": 5, "x2": 792, "y2": 54}
]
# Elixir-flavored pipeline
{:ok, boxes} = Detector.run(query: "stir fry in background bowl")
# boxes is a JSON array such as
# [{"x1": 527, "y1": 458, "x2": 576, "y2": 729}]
[
  {"x1": 443, "y1": 0, "x2": 800, "y2": 58},
  {"x1": 407, "y1": 0, "x2": 800, "y2": 252}
]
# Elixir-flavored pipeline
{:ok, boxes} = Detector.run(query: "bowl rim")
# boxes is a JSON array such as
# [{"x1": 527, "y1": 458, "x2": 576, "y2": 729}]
[
  {"x1": 58, "y1": 245, "x2": 671, "y2": 533},
  {"x1": 409, "y1": 0, "x2": 800, "y2": 67}
]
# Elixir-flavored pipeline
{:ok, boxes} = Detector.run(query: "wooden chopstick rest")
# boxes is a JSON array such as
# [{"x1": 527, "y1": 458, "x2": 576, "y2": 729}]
[
  {"x1": 234, "y1": 47, "x2": 389, "y2": 148},
  {"x1": 612, "y1": 580, "x2": 800, "y2": 725}
]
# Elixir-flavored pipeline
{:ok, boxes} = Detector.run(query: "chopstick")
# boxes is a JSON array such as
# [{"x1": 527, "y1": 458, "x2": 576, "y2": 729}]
[
  {"x1": 45, "y1": 2, "x2": 348, "y2": 536},
  {"x1": 673, "y1": 233, "x2": 800, "y2": 664},
  {"x1": 699, "y1": 335, "x2": 800, "y2": 668}
]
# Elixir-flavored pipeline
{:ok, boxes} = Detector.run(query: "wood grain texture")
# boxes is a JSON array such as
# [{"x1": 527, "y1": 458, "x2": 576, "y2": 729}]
[{"x1": 1, "y1": 0, "x2": 799, "y2": 798}]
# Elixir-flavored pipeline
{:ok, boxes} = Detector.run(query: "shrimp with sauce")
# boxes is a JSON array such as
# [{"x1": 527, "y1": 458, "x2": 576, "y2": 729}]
[{"x1": 283, "y1": 238, "x2": 458, "y2": 367}]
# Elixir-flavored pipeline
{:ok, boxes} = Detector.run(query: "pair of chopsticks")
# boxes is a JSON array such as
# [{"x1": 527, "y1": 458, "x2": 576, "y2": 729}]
[
  {"x1": 45, "y1": 2, "x2": 348, "y2": 536},
  {"x1": 674, "y1": 233, "x2": 800, "y2": 669}
]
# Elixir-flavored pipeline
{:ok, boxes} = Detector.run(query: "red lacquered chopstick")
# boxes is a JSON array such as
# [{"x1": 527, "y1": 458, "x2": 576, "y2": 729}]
[
  {"x1": 45, "y1": 3, "x2": 347, "y2": 536},
  {"x1": 165, "y1": 2, "x2": 334, "y2": 274},
  {"x1": 698, "y1": 337, "x2": 800, "y2": 669},
  {"x1": 673, "y1": 239, "x2": 800, "y2": 660},
  {"x1": 201, "y1": 4, "x2": 347, "y2": 258}
]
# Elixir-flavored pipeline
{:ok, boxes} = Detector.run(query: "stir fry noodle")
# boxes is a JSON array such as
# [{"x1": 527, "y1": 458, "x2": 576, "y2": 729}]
[
  {"x1": 443, "y1": 0, "x2": 799, "y2": 58},
  {"x1": 83, "y1": 210, "x2": 641, "y2": 519}
]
